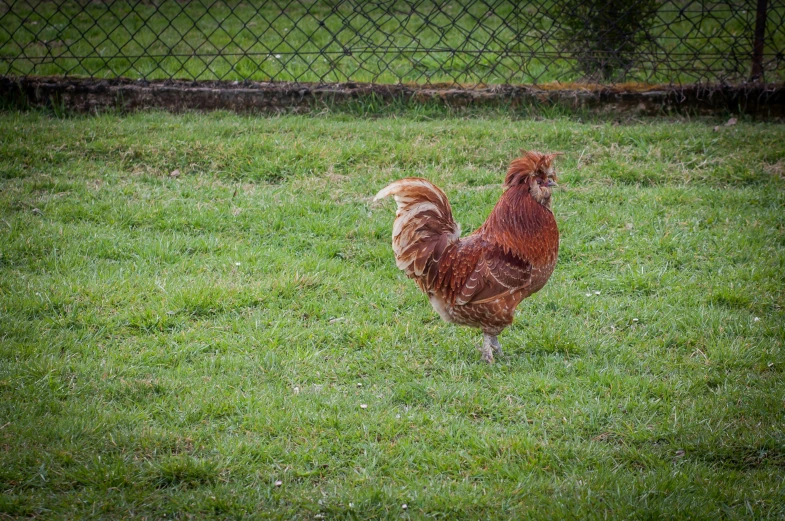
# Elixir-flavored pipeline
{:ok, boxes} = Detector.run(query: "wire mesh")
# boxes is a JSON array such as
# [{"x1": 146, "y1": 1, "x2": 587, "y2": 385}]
[{"x1": 1, "y1": 0, "x2": 783, "y2": 86}]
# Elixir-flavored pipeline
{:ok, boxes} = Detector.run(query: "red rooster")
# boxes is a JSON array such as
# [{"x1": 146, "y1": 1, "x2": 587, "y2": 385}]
[{"x1": 374, "y1": 151, "x2": 561, "y2": 363}]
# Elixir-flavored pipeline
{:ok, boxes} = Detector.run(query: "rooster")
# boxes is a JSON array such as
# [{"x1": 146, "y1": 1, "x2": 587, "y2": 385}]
[{"x1": 374, "y1": 151, "x2": 561, "y2": 363}]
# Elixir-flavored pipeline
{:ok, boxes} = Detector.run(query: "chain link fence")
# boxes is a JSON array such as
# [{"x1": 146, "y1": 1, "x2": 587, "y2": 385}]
[{"x1": 1, "y1": 0, "x2": 784, "y2": 87}]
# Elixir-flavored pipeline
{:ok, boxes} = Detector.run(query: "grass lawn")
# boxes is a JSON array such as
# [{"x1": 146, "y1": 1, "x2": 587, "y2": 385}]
[{"x1": 0, "y1": 108, "x2": 784, "y2": 519}]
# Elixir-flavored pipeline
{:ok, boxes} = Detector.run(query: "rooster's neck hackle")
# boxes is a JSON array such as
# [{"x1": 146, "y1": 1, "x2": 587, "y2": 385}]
[{"x1": 480, "y1": 181, "x2": 558, "y2": 259}]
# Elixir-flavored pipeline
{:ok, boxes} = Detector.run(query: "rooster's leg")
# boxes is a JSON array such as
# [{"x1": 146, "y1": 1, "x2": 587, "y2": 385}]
[
  {"x1": 479, "y1": 333, "x2": 496, "y2": 364},
  {"x1": 489, "y1": 335, "x2": 503, "y2": 357}
]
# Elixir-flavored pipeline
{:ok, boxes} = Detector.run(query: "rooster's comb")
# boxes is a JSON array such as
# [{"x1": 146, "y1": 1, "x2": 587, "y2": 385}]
[{"x1": 503, "y1": 151, "x2": 561, "y2": 189}]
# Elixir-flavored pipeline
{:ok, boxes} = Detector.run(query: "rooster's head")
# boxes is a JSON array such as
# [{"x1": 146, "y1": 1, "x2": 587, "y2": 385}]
[{"x1": 503, "y1": 151, "x2": 562, "y2": 208}]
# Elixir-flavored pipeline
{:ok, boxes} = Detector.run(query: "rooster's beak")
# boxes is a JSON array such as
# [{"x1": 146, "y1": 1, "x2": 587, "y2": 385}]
[{"x1": 547, "y1": 179, "x2": 558, "y2": 187}]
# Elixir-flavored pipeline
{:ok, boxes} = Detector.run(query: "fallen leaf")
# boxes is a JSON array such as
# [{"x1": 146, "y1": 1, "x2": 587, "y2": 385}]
[{"x1": 169, "y1": 169, "x2": 180, "y2": 178}]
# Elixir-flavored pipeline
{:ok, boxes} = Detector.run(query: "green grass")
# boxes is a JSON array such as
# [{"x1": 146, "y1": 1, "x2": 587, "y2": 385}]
[
  {"x1": 1, "y1": 108, "x2": 784, "y2": 519},
  {"x1": 2, "y1": 0, "x2": 784, "y2": 84}
]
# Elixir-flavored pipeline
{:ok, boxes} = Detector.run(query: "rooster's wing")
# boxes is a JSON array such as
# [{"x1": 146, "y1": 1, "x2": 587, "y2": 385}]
[{"x1": 435, "y1": 238, "x2": 532, "y2": 306}]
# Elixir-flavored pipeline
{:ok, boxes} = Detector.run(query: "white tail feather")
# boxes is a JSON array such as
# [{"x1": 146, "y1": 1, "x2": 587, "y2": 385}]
[{"x1": 375, "y1": 178, "x2": 460, "y2": 277}]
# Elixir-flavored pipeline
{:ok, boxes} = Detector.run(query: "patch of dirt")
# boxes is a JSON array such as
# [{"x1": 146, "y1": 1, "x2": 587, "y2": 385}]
[{"x1": 763, "y1": 160, "x2": 785, "y2": 178}]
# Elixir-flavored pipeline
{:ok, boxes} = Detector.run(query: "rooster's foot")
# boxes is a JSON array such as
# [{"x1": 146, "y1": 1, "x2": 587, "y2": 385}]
[{"x1": 479, "y1": 333, "x2": 497, "y2": 364}]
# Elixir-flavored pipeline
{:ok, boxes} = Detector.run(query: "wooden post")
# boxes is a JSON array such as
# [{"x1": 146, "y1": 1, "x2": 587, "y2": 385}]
[{"x1": 751, "y1": 0, "x2": 768, "y2": 81}]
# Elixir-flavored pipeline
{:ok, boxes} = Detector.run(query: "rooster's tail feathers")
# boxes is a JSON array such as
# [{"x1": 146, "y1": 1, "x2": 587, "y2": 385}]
[{"x1": 374, "y1": 178, "x2": 460, "y2": 277}]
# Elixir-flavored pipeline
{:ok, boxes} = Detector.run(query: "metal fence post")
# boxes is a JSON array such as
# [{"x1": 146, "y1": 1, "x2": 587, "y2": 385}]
[{"x1": 751, "y1": 0, "x2": 768, "y2": 81}]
